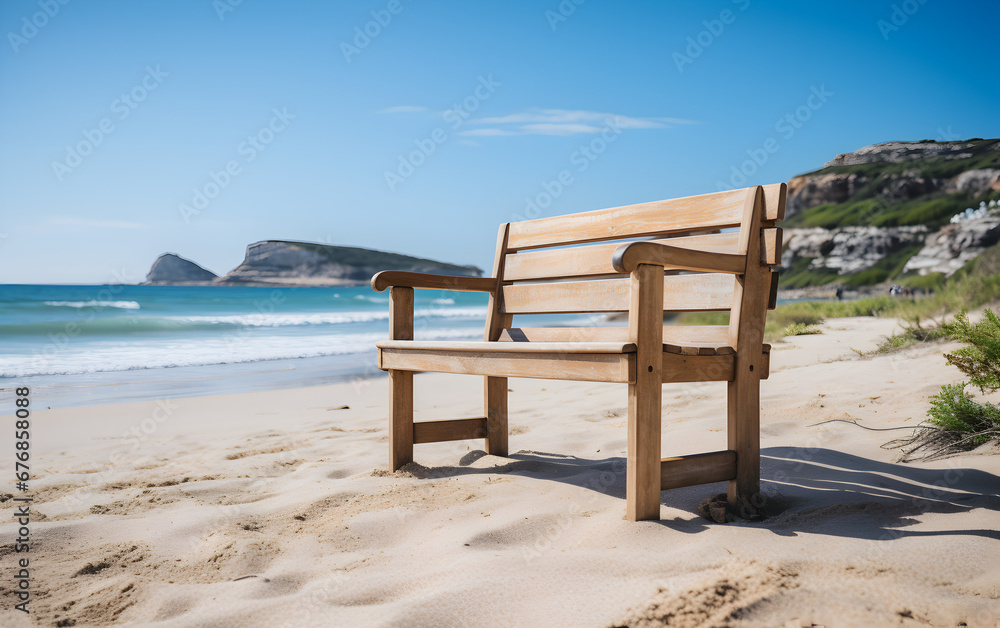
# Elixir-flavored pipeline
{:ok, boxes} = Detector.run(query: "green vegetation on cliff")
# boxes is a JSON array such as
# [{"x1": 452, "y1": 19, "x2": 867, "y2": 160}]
[
  {"x1": 785, "y1": 139, "x2": 1000, "y2": 230},
  {"x1": 783, "y1": 193, "x2": 983, "y2": 230}
]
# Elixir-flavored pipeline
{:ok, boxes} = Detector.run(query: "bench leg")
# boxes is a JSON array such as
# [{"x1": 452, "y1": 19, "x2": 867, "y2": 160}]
[
  {"x1": 626, "y1": 378, "x2": 662, "y2": 522},
  {"x1": 727, "y1": 371, "x2": 761, "y2": 517},
  {"x1": 389, "y1": 369, "x2": 413, "y2": 470},
  {"x1": 484, "y1": 376, "x2": 508, "y2": 456},
  {"x1": 626, "y1": 264, "x2": 663, "y2": 522}
]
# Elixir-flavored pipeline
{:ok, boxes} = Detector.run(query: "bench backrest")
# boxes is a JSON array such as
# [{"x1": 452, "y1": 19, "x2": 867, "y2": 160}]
[{"x1": 485, "y1": 184, "x2": 786, "y2": 346}]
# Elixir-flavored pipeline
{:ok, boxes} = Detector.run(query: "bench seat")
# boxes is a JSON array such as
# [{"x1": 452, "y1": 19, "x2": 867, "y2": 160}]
[{"x1": 377, "y1": 340, "x2": 770, "y2": 384}]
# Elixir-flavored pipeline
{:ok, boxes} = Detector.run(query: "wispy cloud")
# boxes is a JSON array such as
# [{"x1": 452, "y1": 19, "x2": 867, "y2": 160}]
[
  {"x1": 376, "y1": 105, "x2": 427, "y2": 114},
  {"x1": 47, "y1": 217, "x2": 150, "y2": 229},
  {"x1": 460, "y1": 108, "x2": 696, "y2": 136}
]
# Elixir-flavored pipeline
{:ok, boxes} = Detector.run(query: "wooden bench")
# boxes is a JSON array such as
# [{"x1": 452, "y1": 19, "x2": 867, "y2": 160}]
[{"x1": 371, "y1": 183, "x2": 785, "y2": 521}]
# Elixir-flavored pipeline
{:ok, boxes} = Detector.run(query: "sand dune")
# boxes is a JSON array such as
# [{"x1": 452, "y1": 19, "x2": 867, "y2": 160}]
[{"x1": 1, "y1": 316, "x2": 999, "y2": 626}]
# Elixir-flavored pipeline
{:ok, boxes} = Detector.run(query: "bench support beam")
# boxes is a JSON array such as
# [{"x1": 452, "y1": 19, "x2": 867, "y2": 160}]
[
  {"x1": 660, "y1": 450, "x2": 737, "y2": 490},
  {"x1": 413, "y1": 417, "x2": 488, "y2": 444}
]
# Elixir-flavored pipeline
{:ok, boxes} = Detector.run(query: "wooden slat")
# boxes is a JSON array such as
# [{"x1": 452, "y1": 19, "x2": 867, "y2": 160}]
[
  {"x1": 504, "y1": 232, "x2": 741, "y2": 281},
  {"x1": 380, "y1": 339, "x2": 758, "y2": 383},
  {"x1": 378, "y1": 340, "x2": 635, "y2": 354},
  {"x1": 507, "y1": 188, "x2": 749, "y2": 251},
  {"x1": 379, "y1": 348, "x2": 633, "y2": 383},
  {"x1": 660, "y1": 450, "x2": 737, "y2": 490},
  {"x1": 502, "y1": 274, "x2": 735, "y2": 314},
  {"x1": 627, "y1": 263, "x2": 664, "y2": 521},
  {"x1": 373, "y1": 271, "x2": 496, "y2": 293},
  {"x1": 500, "y1": 326, "x2": 630, "y2": 342},
  {"x1": 663, "y1": 343, "x2": 734, "y2": 356},
  {"x1": 663, "y1": 353, "x2": 734, "y2": 382},
  {"x1": 413, "y1": 418, "x2": 487, "y2": 444},
  {"x1": 761, "y1": 227, "x2": 782, "y2": 266},
  {"x1": 664, "y1": 325, "x2": 731, "y2": 345},
  {"x1": 762, "y1": 182, "x2": 787, "y2": 222},
  {"x1": 500, "y1": 325, "x2": 731, "y2": 345}
]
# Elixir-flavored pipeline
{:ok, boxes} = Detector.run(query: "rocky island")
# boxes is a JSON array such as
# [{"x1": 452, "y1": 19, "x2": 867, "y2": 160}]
[
  {"x1": 142, "y1": 241, "x2": 482, "y2": 287},
  {"x1": 144, "y1": 253, "x2": 219, "y2": 285}
]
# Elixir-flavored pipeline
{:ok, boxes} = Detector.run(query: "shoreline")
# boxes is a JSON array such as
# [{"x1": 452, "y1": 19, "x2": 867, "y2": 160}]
[{"x1": 1, "y1": 353, "x2": 386, "y2": 411}]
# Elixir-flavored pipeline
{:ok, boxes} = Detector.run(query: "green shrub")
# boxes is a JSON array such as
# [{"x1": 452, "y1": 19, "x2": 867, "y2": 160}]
[
  {"x1": 926, "y1": 383, "x2": 1000, "y2": 447},
  {"x1": 857, "y1": 315, "x2": 948, "y2": 357},
  {"x1": 783, "y1": 322, "x2": 822, "y2": 336},
  {"x1": 892, "y1": 308, "x2": 1000, "y2": 460},
  {"x1": 943, "y1": 309, "x2": 1000, "y2": 393}
]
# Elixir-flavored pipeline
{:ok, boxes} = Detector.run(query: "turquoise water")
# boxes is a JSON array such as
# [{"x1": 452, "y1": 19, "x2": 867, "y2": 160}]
[
  {"x1": 0, "y1": 284, "x2": 493, "y2": 378},
  {"x1": 0, "y1": 284, "x2": 604, "y2": 408}
]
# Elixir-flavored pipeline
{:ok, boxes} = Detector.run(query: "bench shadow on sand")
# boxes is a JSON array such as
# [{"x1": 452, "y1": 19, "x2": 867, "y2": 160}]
[{"x1": 399, "y1": 446, "x2": 1000, "y2": 540}]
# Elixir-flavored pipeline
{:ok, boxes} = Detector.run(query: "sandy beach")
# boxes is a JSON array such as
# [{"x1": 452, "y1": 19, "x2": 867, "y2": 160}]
[{"x1": 2, "y1": 315, "x2": 999, "y2": 627}]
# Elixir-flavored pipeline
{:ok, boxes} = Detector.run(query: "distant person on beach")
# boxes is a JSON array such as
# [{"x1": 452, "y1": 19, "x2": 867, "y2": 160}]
[{"x1": 835, "y1": 285, "x2": 843, "y2": 300}]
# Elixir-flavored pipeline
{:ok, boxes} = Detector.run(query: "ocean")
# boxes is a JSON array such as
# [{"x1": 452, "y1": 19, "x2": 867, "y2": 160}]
[{"x1": 0, "y1": 284, "x2": 598, "y2": 409}]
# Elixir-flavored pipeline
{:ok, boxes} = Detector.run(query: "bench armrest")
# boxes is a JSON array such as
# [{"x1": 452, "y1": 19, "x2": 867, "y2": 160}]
[
  {"x1": 371, "y1": 271, "x2": 497, "y2": 293},
  {"x1": 612, "y1": 241, "x2": 746, "y2": 274}
]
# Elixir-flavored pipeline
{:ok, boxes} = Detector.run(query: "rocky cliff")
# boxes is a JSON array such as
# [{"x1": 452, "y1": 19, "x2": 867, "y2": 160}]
[
  {"x1": 778, "y1": 138, "x2": 1000, "y2": 290},
  {"x1": 142, "y1": 241, "x2": 482, "y2": 287},
  {"x1": 785, "y1": 139, "x2": 1000, "y2": 220},
  {"x1": 782, "y1": 226, "x2": 927, "y2": 275},
  {"x1": 902, "y1": 215, "x2": 1000, "y2": 277},
  {"x1": 143, "y1": 253, "x2": 218, "y2": 285}
]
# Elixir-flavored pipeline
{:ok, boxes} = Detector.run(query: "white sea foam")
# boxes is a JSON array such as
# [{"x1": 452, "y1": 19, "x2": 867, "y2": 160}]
[
  {"x1": 169, "y1": 307, "x2": 486, "y2": 327},
  {"x1": 0, "y1": 327, "x2": 482, "y2": 377},
  {"x1": 44, "y1": 300, "x2": 141, "y2": 309}
]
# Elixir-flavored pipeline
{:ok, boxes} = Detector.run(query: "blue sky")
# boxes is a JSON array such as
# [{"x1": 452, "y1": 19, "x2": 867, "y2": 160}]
[{"x1": 1, "y1": 0, "x2": 998, "y2": 284}]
